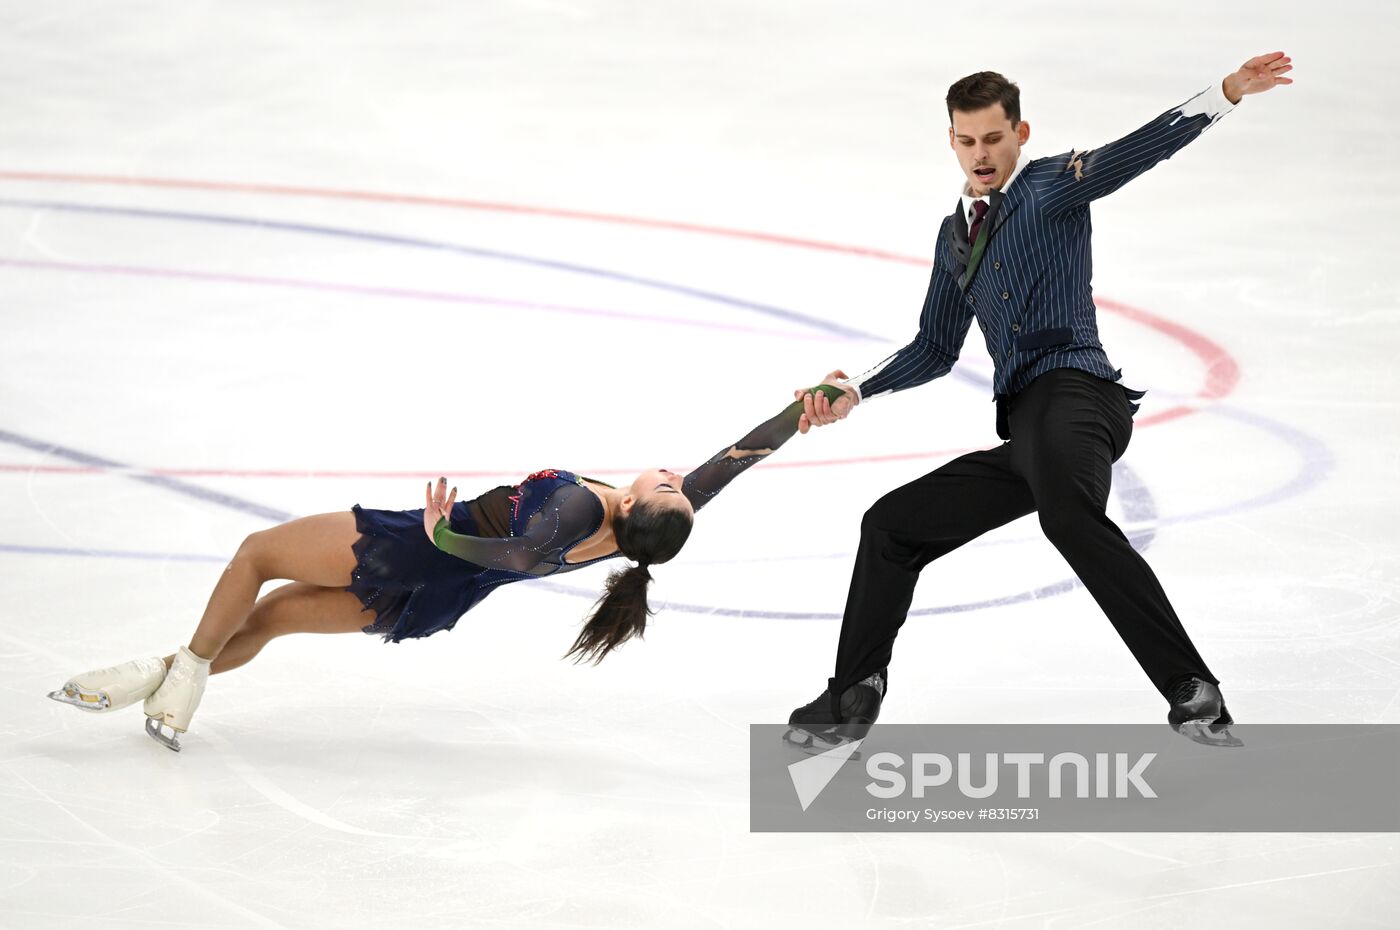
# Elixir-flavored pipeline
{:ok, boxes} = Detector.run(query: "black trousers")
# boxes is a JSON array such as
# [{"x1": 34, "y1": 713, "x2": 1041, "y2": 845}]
[{"x1": 830, "y1": 367, "x2": 1218, "y2": 702}]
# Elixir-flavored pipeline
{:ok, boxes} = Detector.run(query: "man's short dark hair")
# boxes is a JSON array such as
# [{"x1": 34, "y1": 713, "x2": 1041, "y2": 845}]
[{"x1": 946, "y1": 71, "x2": 1021, "y2": 126}]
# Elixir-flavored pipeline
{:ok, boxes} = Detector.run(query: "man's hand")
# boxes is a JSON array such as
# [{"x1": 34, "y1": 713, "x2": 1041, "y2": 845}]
[
  {"x1": 1222, "y1": 51, "x2": 1293, "y2": 104},
  {"x1": 795, "y1": 369, "x2": 859, "y2": 434}
]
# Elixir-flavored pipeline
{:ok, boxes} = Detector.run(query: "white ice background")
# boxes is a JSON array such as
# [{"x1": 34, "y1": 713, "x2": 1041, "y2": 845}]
[{"x1": 2, "y1": 2, "x2": 1398, "y2": 927}]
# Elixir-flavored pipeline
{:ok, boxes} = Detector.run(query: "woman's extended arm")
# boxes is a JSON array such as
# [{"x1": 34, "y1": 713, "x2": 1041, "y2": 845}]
[{"x1": 681, "y1": 383, "x2": 845, "y2": 512}]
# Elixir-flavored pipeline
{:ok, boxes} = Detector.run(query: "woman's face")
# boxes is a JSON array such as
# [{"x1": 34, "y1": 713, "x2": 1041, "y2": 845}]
[{"x1": 627, "y1": 468, "x2": 693, "y2": 515}]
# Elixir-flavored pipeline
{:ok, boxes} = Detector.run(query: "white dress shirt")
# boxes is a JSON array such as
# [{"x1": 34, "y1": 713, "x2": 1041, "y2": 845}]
[{"x1": 959, "y1": 151, "x2": 1031, "y2": 229}]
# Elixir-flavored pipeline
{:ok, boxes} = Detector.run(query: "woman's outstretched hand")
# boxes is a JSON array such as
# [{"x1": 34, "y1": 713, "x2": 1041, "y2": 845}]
[{"x1": 423, "y1": 477, "x2": 457, "y2": 541}]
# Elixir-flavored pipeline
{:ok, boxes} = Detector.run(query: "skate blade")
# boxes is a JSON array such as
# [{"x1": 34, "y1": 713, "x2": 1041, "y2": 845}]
[
  {"x1": 145, "y1": 716, "x2": 184, "y2": 752},
  {"x1": 782, "y1": 726, "x2": 863, "y2": 760},
  {"x1": 1175, "y1": 719, "x2": 1243, "y2": 748},
  {"x1": 47, "y1": 685, "x2": 110, "y2": 712}
]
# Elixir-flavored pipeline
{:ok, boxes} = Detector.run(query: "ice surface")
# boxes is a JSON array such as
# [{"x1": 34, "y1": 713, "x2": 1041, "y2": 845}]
[{"x1": 3, "y1": 2, "x2": 1398, "y2": 927}]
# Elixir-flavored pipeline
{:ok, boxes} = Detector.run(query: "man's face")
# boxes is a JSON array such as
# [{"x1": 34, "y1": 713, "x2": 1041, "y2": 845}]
[{"x1": 948, "y1": 103, "x2": 1031, "y2": 196}]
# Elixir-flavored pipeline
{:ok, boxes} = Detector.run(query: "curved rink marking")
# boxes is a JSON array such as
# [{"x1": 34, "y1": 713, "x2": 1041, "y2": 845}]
[
  {"x1": 0, "y1": 175, "x2": 1334, "y2": 620},
  {"x1": 0, "y1": 401, "x2": 1333, "y2": 622},
  {"x1": 0, "y1": 398, "x2": 1332, "y2": 620},
  {"x1": 0, "y1": 170, "x2": 1238, "y2": 422},
  {"x1": 0, "y1": 192, "x2": 1227, "y2": 468}
]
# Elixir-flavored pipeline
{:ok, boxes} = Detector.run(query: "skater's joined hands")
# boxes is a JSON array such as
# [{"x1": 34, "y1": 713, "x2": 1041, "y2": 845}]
[{"x1": 795, "y1": 370, "x2": 859, "y2": 434}]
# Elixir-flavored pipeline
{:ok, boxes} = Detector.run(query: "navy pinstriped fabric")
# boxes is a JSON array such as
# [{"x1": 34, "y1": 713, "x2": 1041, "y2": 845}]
[{"x1": 851, "y1": 85, "x2": 1234, "y2": 437}]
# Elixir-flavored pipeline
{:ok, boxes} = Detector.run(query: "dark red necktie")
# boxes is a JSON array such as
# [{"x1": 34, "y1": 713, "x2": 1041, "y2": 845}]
[{"x1": 968, "y1": 199, "x2": 989, "y2": 247}]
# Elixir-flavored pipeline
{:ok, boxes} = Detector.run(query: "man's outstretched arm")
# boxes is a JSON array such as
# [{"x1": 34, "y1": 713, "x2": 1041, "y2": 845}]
[
  {"x1": 797, "y1": 260, "x2": 974, "y2": 432},
  {"x1": 1039, "y1": 51, "x2": 1294, "y2": 215}
]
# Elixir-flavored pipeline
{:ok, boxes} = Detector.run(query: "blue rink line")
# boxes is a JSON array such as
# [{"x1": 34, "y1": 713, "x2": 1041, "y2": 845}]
[
  {"x1": 0, "y1": 429, "x2": 294, "y2": 524},
  {"x1": 0, "y1": 542, "x2": 225, "y2": 563},
  {"x1": 0, "y1": 196, "x2": 1333, "y2": 620},
  {"x1": 0, "y1": 195, "x2": 1003, "y2": 399},
  {"x1": 0, "y1": 197, "x2": 881, "y2": 343},
  {"x1": 1, "y1": 397, "x2": 1334, "y2": 621},
  {"x1": 0, "y1": 417, "x2": 1160, "y2": 619}
]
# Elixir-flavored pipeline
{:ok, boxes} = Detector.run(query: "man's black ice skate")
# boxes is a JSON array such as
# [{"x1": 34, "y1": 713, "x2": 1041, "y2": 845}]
[
  {"x1": 783, "y1": 671, "x2": 885, "y2": 755},
  {"x1": 1167, "y1": 676, "x2": 1242, "y2": 748}
]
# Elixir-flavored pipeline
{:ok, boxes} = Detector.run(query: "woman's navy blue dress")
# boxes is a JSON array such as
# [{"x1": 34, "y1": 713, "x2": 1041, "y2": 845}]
[
  {"x1": 349, "y1": 470, "x2": 617, "y2": 642},
  {"x1": 346, "y1": 400, "x2": 812, "y2": 642}
]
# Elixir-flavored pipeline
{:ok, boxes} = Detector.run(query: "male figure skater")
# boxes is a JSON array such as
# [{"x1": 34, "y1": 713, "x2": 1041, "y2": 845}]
[{"x1": 786, "y1": 53, "x2": 1293, "y2": 748}]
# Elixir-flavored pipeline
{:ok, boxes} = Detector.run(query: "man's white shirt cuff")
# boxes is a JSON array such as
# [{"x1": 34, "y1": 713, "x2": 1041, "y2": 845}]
[{"x1": 1177, "y1": 78, "x2": 1237, "y2": 123}]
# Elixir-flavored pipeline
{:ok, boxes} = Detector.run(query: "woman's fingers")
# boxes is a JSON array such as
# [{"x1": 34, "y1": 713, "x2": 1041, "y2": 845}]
[{"x1": 426, "y1": 477, "x2": 453, "y2": 514}]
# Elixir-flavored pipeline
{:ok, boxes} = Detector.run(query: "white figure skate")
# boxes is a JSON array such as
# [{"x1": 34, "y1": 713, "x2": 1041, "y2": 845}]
[
  {"x1": 143, "y1": 645, "x2": 211, "y2": 752},
  {"x1": 48, "y1": 657, "x2": 168, "y2": 712}
]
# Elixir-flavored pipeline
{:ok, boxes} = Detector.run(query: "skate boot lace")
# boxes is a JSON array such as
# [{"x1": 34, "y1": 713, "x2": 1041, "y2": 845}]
[{"x1": 1167, "y1": 677, "x2": 1202, "y2": 705}]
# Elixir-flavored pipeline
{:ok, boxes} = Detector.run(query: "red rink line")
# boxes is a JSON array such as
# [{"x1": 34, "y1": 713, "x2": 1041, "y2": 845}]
[
  {"x1": 0, "y1": 170, "x2": 913, "y2": 262},
  {"x1": 0, "y1": 444, "x2": 982, "y2": 480},
  {"x1": 0, "y1": 257, "x2": 832, "y2": 342},
  {"x1": 0, "y1": 170, "x2": 1240, "y2": 477}
]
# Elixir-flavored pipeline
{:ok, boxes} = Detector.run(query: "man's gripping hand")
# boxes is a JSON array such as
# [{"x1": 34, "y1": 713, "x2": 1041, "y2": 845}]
[
  {"x1": 795, "y1": 370, "x2": 859, "y2": 434},
  {"x1": 1222, "y1": 51, "x2": 1293, "y2": 104}
]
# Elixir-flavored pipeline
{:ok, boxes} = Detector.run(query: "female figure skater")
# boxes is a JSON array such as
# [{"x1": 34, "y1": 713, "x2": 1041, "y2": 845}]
[{"x1": 49, "y1": 384, "x2": 846, "y2": 751}]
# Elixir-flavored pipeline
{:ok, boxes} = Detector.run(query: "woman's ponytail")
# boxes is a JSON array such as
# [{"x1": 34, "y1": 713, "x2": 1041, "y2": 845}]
[
  {"x1": 566, "y1": 498, "x2": 692, "y2": 664},
  {"x1": 566, "y1": 562, "x2": 654, "y2": 664}
]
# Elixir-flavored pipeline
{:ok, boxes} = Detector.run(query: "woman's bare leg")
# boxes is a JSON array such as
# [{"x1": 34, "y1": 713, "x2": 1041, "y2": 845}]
[
  {"x1": 211, "y1": 581, "x2": 370, "y2": 674},
  {"x1": 145, "y1": 556, "x2": 370, "y2": 751},
  {"x1": 186, "y1": 511, "x2": 362, "y2": 662}
]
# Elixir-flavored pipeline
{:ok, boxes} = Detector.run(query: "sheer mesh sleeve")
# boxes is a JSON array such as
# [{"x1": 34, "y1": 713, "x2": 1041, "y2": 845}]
[
  {"x1": 681, "y1": 385, "x2": 843, "y2": 512},
  {"x1": 432, "y1": 482, "x2": 603, "y2": 576}
]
